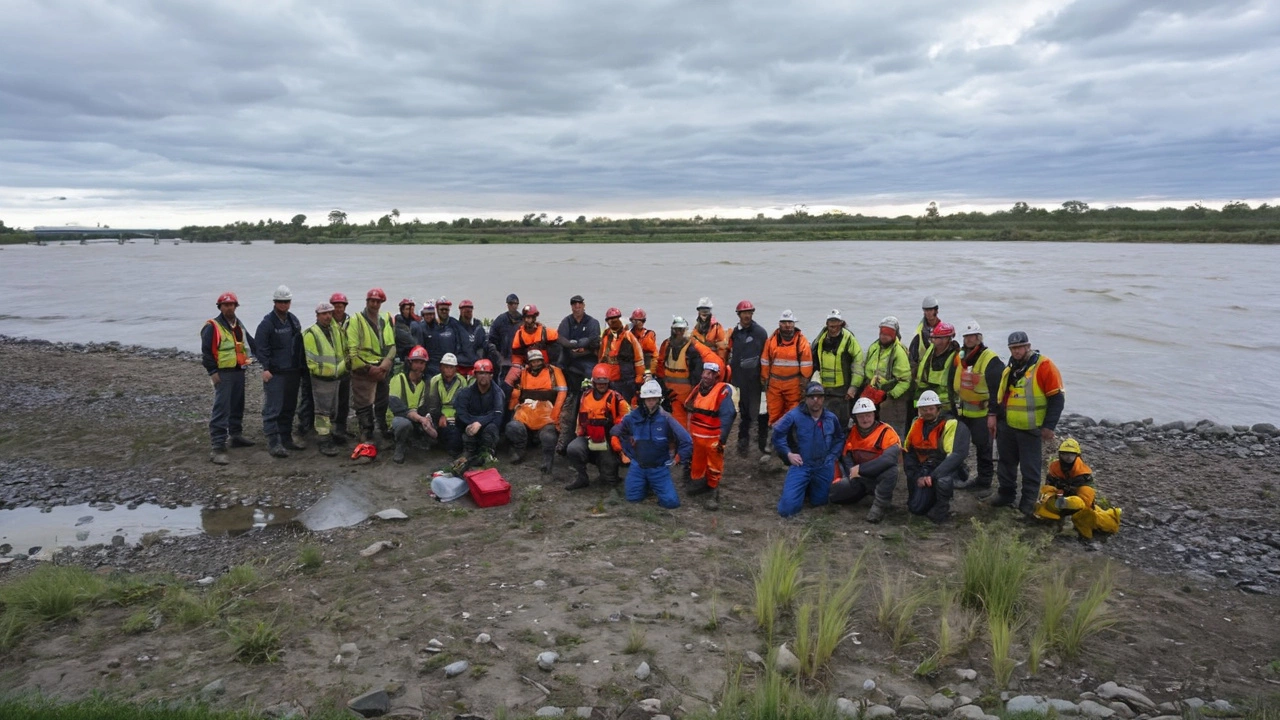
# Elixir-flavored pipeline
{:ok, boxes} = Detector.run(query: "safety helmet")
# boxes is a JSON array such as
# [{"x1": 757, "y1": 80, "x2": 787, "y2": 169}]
[
  {"x1": 962, "y1": 320, "x2": 982, "y2": 336},
  {"x1": 671, "y1": 316, "x2": 689, "y2": 329},
  {"x1": 351, "y1": 442, "x2": 378, "y2": 460},
  {"x1": 407, "y1": 346, "x2": 429, "y2": 362},
  {"x1": 522, "y1": 304, "x2": 539, "y2": 317},
  {"x1": 315, "y1": 302, "x2": 335, "y2": 314},
  {"x1": 779, "y1": 309, "x2": 796, "y2": 322},
  {"x1": 366, "y1": 288, "x2": 387, "y2": 302},
  {"x1": 703, "y1": 361, "x2": 721, "y2": 376},
  {"x1": 879, "y1": 316, "x2": 900, "y2": 334},
  {"x1": 932, "y1": 321, "x2": 955, "y2": 338},
  {"x1": 473, "y1": 359, "x2": 494, "y2": 373},
  {"x1": 915, "y1": 390, "x2": 942, "y2": 408},
  {"x1": 460, "y1": 299, "x2": 474, "y2": 309},
  {"x1": 591, "y1": 363, "x2": 611, "y2": 381},
  {"x1": 436, "y1": 296, "x2": 452, "y2": 307},
  {"x1": 805, "y1": 382, "x2": 825, "y2": 397},
  {"x1": 605, "y1": 307, "x2": 622, "y2": 320},
  {"x1": 736, "y1": 300, "x2": 755, "y2": 313},
  {"x1": 630, "y1": 308, "x2": 647, "y2": 321},
  {"x1": 1058, "y1": 438, "x2": 1082, "y2": 455},
  {"x1": 329, "y1": 292, "x2": 348, "y2": 305},
  {"x1": 697, "y1": 297, "x2": 712, "y2": 310},
  {"x1": 216, "y1": 292, "x2": 239, "y2": 307},
  {"x1": 421, "y1": 301, "x2": 436, "y2": 314},
  {"x1": 922, "y1": 295, "x2": 939, "y2": 310},
  {"x1": 1007, "y1": 330, "x2": 1030, "y2": 347},
  {"x1": 398, "y1": 297, "x2": 415, "y2": 308},
  {"x1": 273, "y1": 285, "x2": 293, "y2": 302},
  {"x1": 440, "y1": 352, "x2": 458, "y2": 366},
  {"x1": 526, "y1": 349, "x2": 544, "y2": 363},
  {"x1": 639, "y1": 380, "x2": 663, "y2": 399},
  {"x1": 852, "y1": 397, "x2": 877, "y2": 414},
  {"x1": 826, "y1": 309, "x2": 843, "y2": 322}
]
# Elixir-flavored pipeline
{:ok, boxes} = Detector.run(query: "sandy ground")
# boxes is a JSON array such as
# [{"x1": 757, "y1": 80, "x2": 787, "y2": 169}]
[{"x1": 1, "y1": 338, "x2": 1278, "y2": 716}]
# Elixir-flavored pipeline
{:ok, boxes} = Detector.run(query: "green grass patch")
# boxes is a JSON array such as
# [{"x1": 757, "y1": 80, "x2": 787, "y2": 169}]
[
  {"x1": 1060, "y1": 563, "x2": 1117, "y2": 660},
  {"x1": 987, "y1": 615, "x2": 1016, "y2": 689},
  {"x1": 687, "y1": 666, "x2": 842, "y2": 720},
  {"x1": 1030, "y1": 568, "x2": 1073, "y2": 671},
  {"x1": 623, "y1": 622, "x2": 647, "y2": 654},
  {"x1": 214, "y1": 565, "x2": 259, "y2": 593},
  {"x1": 0, "y1": 608, "x2": 32, "y2": 650},
  {"x1": 228, "y1": 619, "x2": 282, "y2": 664},
  {"x1": 121, "y1": 609, "x2": 156, "y2": 635},
  {"x1": 0, "y1": 694, "x2": 282, "y2": 719},
  {"x1": 0, "y1": 566, "x2": 106, "y2": 622},
  {"x1": 297, "y1": 545, "x2": 324, "y2": 571},
  {"x1": 753, "y1": 536, "x2": 804, "y2": 641},
  {"x1": 876, "y1": 572, "x2": 929, "y2": 652},
  {"x1": 959, "y1": 519, "x2": 1039, "y2": 623},
  {"x1": 793, "y1": 556, "x2": 865, "y2": 679}
]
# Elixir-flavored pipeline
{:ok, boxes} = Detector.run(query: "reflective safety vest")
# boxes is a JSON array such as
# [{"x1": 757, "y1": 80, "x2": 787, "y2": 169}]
[
  {"x1": 304, "y1": 323, "x2": 348, "y2": 380},
  {"x1": 430, "y1": 373, "x2": 472, "y2": 420},
  {"x1": 952, "y1": 346, "x2": 997, "y2": 419},
  {"x1": 691, "y1": 318, "x2": 729, "y2": 360},
  {"x1": 915, "y1": 343, "x2": 958, "y2": 407},
  {"x1": 687, "y1": 382, "x2": 733, "y2": 439},
  {"x1": 659, "y1": 338, "x2": 694, "y2": 388},
  {"x1": 512, "y1": 323, "x2": 556, "y2": 365},
  {"x1": 348, "y1": 310, "x2": 395, "y2": 369},
  {"x1": 632, "y1": 326, "x2": 657, "y2": 372},
  {"x1": 814, "y1": 328, "x2": 863, "y2": 390},
  {"x1": 577, "y1": 389, "x2": 629, "y2": 451},
  {"x1": 904, "y1": 418, "x2": 958, "y2": 465},
  {"x1": 864, "y1": 340, "x2": 910, "y2": 398},
  {"x1": 1000, "y1": 354, "x2": 1052, "y2": 430},
  {"x1": 843, "y1": 422, "x2": 900, "y2": 466},
  {"x1": 386, "y1": 373, "x2": 427, "y2": 426},
  {"x1": 204, "y1": 318, "x2": 249, "y2": 370},
  {"x1": 600, "y1": 328, "x2": 645, "y2": 383},
  {"x1": 761, "y1": 330, "x2": 813, "y2": 383}
]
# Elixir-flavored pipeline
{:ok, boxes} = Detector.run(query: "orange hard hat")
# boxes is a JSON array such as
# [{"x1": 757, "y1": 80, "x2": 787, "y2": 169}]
[
  {"x1": 605, "y1": 307, "x2": 622, "y2": 320},
  {"x1": 473, "y1": 359, "x2": 494, "y2": 373},
  {"x1": 592, "y1": 363, "x2": 611, "y2": 381},
  {"x1": 522, "y1": 304, "x2": 539, "y2": 317}
]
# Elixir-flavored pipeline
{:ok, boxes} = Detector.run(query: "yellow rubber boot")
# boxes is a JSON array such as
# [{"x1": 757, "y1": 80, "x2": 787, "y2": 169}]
[
  {"x1": 1071, "y1": 508, "x2": 1097, "y2": 539},
  {"x1": 1092, "y1": 507, "x2": 1121, "y2": 535}
]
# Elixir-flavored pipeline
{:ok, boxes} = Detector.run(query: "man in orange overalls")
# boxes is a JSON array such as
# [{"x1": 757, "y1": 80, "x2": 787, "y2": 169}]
[
  {"x1": 656, "y1": 316, "x2": 717, "y2": 428},
  {"x1": 684, "y1": 362, "x2": 736, "y2": 510},
  {"x1": 760, "y1": 309, "x2": 813, "y2": 428}
]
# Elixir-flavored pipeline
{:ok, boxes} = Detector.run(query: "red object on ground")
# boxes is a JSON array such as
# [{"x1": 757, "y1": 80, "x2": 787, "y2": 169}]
[{"x1": 464, "y1": 468, "x2": 511, "y2": 507}]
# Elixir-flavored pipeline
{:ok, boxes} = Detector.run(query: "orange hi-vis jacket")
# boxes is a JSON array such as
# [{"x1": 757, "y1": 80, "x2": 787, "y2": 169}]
[
  {"x1": 509, "y1": 365, "x2": 568, "y2": 431},
  {"x1": 511, "y1": 322, "x2": 559, "y2": 366},
  {"x1": 576, "y1": 387, "x2": 630, "y2": 453},
  {"x1": 686, "y1": 381, "x2": 734, "y2": 440},
  {"x1": 760, "y1": 330, "x2": 813, "y2": 385},
  {"x1": 844, "y1": 422, "x2": 901, "y2": 465},
  {"x1": 631, "y1": 325, "x2": 658, "y2": 372},
  {"x1": 600, "y1": 327, "x2": 645, "y2": 384},
  {"x1": 692, "y1": 317, "x2": 729, "y2": 361}
]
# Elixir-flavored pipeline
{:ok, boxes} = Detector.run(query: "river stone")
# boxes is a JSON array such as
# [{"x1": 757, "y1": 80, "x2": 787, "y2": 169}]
[
  {"x1": 1049, "y1": 699, "x2": 1080, "y2": 715},
  {"x1": 536, "y1": 708, "x2": 565, "y2": 718},
  {"x1": 1252, "y1": 423, "x2": 1278, "y2": 436},
  {"x1": 1006, "y1": 696, "x2": 1049, "y2": 715},
  {"x1": 359, "y1": 540, "x2": 396, "y2": 557},
  {"x1": 347, "y1": 689, "x2": 390, "y2": 718},
  {"x1": 1108, "y1": 700, "x2": 1135, "y2": 717},
  {"x1": 373, "y1": 508, "x2": 408, "y2": 520},
  {"x1": 443, "y1": 660, "x2": 469, "y2": 678},
  {"x1": 953, "y1": 706, "x2": 989, "y2": 720},
  {"x1": 899, "y1": 695, "x2": 929, "y2": 714},
  {"x1": 865, "y1": 705, "x2": 896, "y2": 719},
  {"x1": 955, "y1": 668, "x2": 977, "y2": 681},
  {"x1": 928, "y1": 694, "x2": 955, "y2": 714},
  {"x1": 1182, "y1": 698, "x2": 1205, "y2": 710},
  {"x1": 745, "y1": 650, "x2": 765, "y2": 666},
  {"x1": 263, "y1": 701, "x2": 305, "y2": 719},
  {"x1": 836, "y1": 698, "x2": 859, "y2": 718},
  {"x1": 1208, "y1": 700, "x2": 1239, "y2": 715},
  {"x1": 1095, "y1": 682, "x2": 1156, "y2": 712},
  {"x1": 475, "y1": 633, "x2": 491, "y2": 644},
  {"x1": 638, "y1": 698, "x2": 662, "y2": 713},
  {"x1": 774, "y1": 643, "x2": 800, "y2": 674},
  {"x1": 537, "y1": 651, "x2": 559, "y2": 670},
  {"x1": 201, "y1": 678, "x2": 226, "y2": 697},
  {"x1": 635, "y1": 661, "x2": 651, "y2": 680}
]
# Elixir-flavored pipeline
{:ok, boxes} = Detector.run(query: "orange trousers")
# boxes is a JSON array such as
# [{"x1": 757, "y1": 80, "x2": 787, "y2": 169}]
[
  {"x1": 670, "y1": 386, "x2": 693, "y2": 428},
  {"x1": 766, "y1": 380, "x2": 803, "y2": 424},
  {"x1": 690, "y1": 435, "x2": 724, "y2": 488}
]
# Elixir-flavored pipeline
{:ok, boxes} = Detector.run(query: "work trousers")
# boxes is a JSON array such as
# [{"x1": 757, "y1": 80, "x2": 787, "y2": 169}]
[
  {"x1": 566, "y1": 437, "x2": 620, "y2": 483},
  {"x1": 310, "y1": 376, "x2": 341, "y2": 437},
  {"x1": 462, "y1": 424, "x2": 500, "y2": 461},
  {"x1": 829, "y1": 465, "x2": 899, "y2": 508},
  {"x1": 261, "y1": 369, "x2": 301, "y2": 440},
  {"x1": 296, "y1": 371, "x2": 314, "y2": 433},
  {"x1": 611, "y1": 379, "x2": 637, "y2": 405},
  {"x1": 777, "y1": 460, "x2": 836, "y2": 517},
  {"x1": 209, "y1": 368, "x2": 245, "y2": 448},
  {"x1": 626, "y1": 464, "x2": 681, "y2": 509},
  {"x1": 766, "y1": 380, "x2": 803, "y2": 425},
  {"x1": 906, "y1": 466, "x2": 961, "y2": 519},
  {"x1": 350, "y1": 368, "x2": 390, "y2": 437},
  {"x1": 733, "y1": 379, "x2": 762, "y2": 448},
  {"x1": 996, "y1": 423, "x2": 1044, "y2": 504},
  {"x1": 668, "y1": 386, "x2": 693, "y2": 429},
  {"x1": 436, "y1": 421, "x2": 464, "y2": 455},
  {"x1": 690, "y1": 435, "x2": 725, "y2": 489},
  {"x1": 505, "y1": 420, "x2": 559, "y2": 457},
  {"x1": 334, "y1": 375, "x2": 351, "y2": 434},
  {"x1": 958, "y1": 413, "x2": 994, "y2": 485},
  {"x1": 878, "y1": 395, "x2": 909, "y2": 436}
]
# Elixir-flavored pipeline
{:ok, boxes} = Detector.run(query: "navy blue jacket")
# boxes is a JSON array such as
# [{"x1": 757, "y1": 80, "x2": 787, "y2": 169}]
[
  {"x1": 454, "y1": 381, "x2": 505, "y2": 430},
  {"x1": 253, "y1": 310, "x2": 303, "y2": 372},
  {"x1": 557, "y1": 313, "x2": 600, "y2": 377},
  {"x1": 489, "y1": 310, "x2": 522, "y2": 362},
  {"x1": 613, "y1": 405, "x2": 693, "y2": 469},
  {"x1": 453, "y1": 317, "x2": 488, "y2": 368},
  {"x1": 772, "y1": 405, "x2": 843, "y2": 469},
  {"x1": 728, "y1": 320, "x2": 768, "y2": 385}
]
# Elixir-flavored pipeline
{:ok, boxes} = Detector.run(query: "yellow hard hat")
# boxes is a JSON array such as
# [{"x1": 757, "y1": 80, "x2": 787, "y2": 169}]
[{"x1": 1058, "y1": 438, "x2": 1082, "y2": 454}]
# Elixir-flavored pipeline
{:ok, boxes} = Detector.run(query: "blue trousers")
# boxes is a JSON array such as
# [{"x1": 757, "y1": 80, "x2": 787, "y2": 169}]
[
  {"x1": 209, "y1": 368, "x2": 245, "y2": 448},
  {"x1": 777, "y1": 461, "x2": 836, "y2": 517},
  {"x1": 625, "y1": 464, "x2": 680, "y2": 509},
  {"x1": 262, "y1": 369, "x2": 301, "y2": 439}
]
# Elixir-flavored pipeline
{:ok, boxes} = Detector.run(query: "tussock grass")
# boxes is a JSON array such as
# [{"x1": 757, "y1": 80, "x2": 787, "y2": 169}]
[
  {"x1": 0, "y1": 694, "x2": 276, "y2": 719},
  {"x1": 623, "y1": 622, "x2": 647, "y2": 654},
  {"x1": 297, "y1": 545, "x2": 324, "y2": 571},
  {"x1": 229, "y1": 619, "x2": 282, "y2": 664},
  {"x1": 915, "y1": 588, "x2": 979, "y2": 677},
  {"x1": 694, "y1": 665, "x2": 842, "y2": 720},
  {"x1": 960, "y1": 520, "x2": 1038, "y2": 623},
  {"x1": 0, "y1": 566, "x2": 106, "y2": 621},
  {"x1": 1061, "y1": 563, "x2": 1117, "y2": 660},
  {"x1": 988, "y1": 614, "x2": 1016, "y2": 688},
  {"x1": 1030, "y1": 569, "x2": 1074, "y2": 671},
  {"x1": 793, "y1": 556, "x2": 865, "y2": 678},
  {"x1": 215, "y1": 565, "x2": 259, "y2": 592},
  {"x1": 159, "y1": 588, "x2": 224, "y2": 628},
  {"x1": 121, "y1": 609, "x2": 156, "y2": 635},
  {"x1": 0, "y1": 608, "x2": 31, "y2": 650},
  {"x1": 103, "y1": 573, "x2": 172, "y2": 607},
  {"x1": 876, "y1": 572, "x2": 929, "y2": 652},
  {"x1": 753, "y1": 537, "x2": 804, "y2": 640}
]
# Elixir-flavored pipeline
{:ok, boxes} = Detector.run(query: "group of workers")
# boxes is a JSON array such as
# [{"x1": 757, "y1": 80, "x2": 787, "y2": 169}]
[{"x1": 201, "y1": 290, "x2": 1119, "y2": 537}]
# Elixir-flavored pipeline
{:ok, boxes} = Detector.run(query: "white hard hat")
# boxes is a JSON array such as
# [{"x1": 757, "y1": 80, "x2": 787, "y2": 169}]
[
  {"x1": 671, "y1": 316, "x2": 689, "y2": 329},
  {"x1": 315, "y1": 301, "x2": 335, "y2": 314},
  {"x1": 879, "y1": 316, "x2": 900, "y2": 333},
  {"x1": 916, "y1": 390, "x2": 942, "y2": 408},
  {"x1": 826, "y1": 309, "x2": 843, "y2": 322},
  {"x1": 697, "y1": 297, "x2": 712, "y2": 310},
  {"x1": 922, "y1": 295, "x2": 939, "y2": 310},
  {"x1": 440, "y1": 352, "x2": 458, "y2": 366},
  {"x1": 526, "y1": 349, "x2": 544, "y2": 362},
  {"x1": 703, "y1": 361, "x2": 721, "y2": 375},
  {"x1": 962, "y1": 320, "x2": 982, "y2": 336},
  {"x1": 852, "y1": 397, "x2": 877, "y2": 414},
  {"x1": 779, "y1": 309, "x2": 796, "y2": 322},
  {"x1": 273, "y1": 285, "x2": 293, "y2": 302},
  {"x1": 639, "y1": 380, "x2": 663, "y2": 399}
]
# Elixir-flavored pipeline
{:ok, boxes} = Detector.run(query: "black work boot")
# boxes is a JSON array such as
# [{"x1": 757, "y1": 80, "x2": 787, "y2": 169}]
[
  {"x1": 866, "y1": 503, "x2": 887, "y2": 524},
  {"x1": 330, "y1": 426, "x2": 350, "y2": 444},
  {"x1": 267, "y1": 436, "x2": 289, "y2": 459},
  {"x1": 983, "y1": 491, "x2": 1016, "y2": 507},
  {"x1": 229, "y1": 435, "x2": 255, "y2": 448},
  {"x1": 704, "y1": 488, "x2": 720, "y2": 511},
  {"x1": 393, "y1": 440, "x2": 407, "y2": 464},
  {"x1": 687, "y1": 479, "x2": 713, "y2": 497},
  {"x1": 737, "y1": 438, "x2": 750, "y2": 458},
  {"x1": 356, "y1": 409, "x2": 376, "y2": 443},
  {"x1": 318, "y1": 435, "x2": 338, "y2": 457},
  {"x1": 210, "y1": 445, "x2": 230, "y2": 465},
  {"x1": 281, "y1": 435, "x2": 306, "y2": 451},
  {"x1": 540, "y1": 449, "x2": 555, "y2": 474},
  {"x1": 566, "y1": 470, "x2": 590, "y2": 491},
  {"x1": 509, "y1": 447, "x2": 525, "y2": 465}
]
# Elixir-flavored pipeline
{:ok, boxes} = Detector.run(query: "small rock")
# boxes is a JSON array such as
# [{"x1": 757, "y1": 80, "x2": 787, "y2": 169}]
[
  {"x1": 1005, "y1": 696, "x2": 1049, "y2": 715},
  {"x1": 263, "y1": 701, "x2": 305, "y2": 719},
  {"x1": 576, "y1": 707, "x2": 594, "y2": 719},
  {"x1": 954, "y1": 668, "x2": 977, "y2": 681},
  {"x1": 865, "y1": 705, "x2": 896, "y2": 719},
  {"x1": 533, "y1": 580, "x2": 547, "y2": 588},
  {"x1": 1208, "y1": 700, "x2": 1238, "y2": 716},
  {"x1": 339, "y1": 642, "x2": 360, "y2": 656},
  {"x1": 1095, "y1": 682, "x2": 1156, "y2": 713},
  {"x1": 1105, "y1": 701, "x2": 1130, "y2": 719},
  {"x1": 347, "y1": 689, "x2": 390, "y2": 718},
  {"x1": 111, "y1": 535, "x2": 126, "y2": 546},
  {"x1": 744, "y1": 650, "x2": 765, "y2": 666},
  {"x1": 836, "y1": 698, "x2": 859, "y2": 718},
  {"x1": 106, "y1": 658, "x2": 121, "y2": 669},
  {"x1": 373, "y1": 509, "x2": 409, "y2": 520},
  {"x1": 928, "y1": 694, "x2": 954, "y2": 714},
  {"x1": 653, "y1": 716, "x2": 671, "y2": 720},
  {"x1": 899, "y1": 695, "x2": 930, "y2": 714},
  {"x1": 774, "y1": 643, "x2": 800, "y2": 674},
  {"x1": 443, "y1": 660, "x2": 469, "y2": 678},
  {"x1": 635, "y1": 661, "x2": 651, "y2": 680},
  {"x1": 1182, "y1": 699, "x2": 1205, "y2": 710},
  {"x1": 954, "y1": 706, "x2": 987, "y2": 720},
  {"x1": 475, "y1": 633, "x2": 491, "y2": 644},
  {"x1": 537, "y1": 651, "x2": 559, "y2": 670},
  {"x1": 359, "y1": 540, "x2": 397, "y2": 557},
  {"x1": 200, "y1": 678, "x2": 226, "y2": 697},
  {"x1": 638, "y1": 698, "x2": 662, "y2": 713},
  {"x1": 428, "y1": 638, "x2": 444, "y2": 648},
  {"x1": 536, "y1": 708, "x2": 565, "y2": 718},
  {"x1": 649, "y1": 567, "x2": 670, "y2": 580},
  {"x1": 1049, "y1": 699, "x2": 1080, "y2": 715},
  {"x1": 863, "y1": 679, "x2": 876, "y2": 691}
]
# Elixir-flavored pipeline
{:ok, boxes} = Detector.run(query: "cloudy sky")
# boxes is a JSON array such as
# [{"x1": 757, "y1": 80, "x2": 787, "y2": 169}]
[{"x1": 2, "y1": 0, "x2": 1278, "y2": 228}]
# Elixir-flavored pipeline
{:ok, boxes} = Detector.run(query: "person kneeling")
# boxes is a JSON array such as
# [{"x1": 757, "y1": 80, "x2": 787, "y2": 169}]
[
  {"x1": 452, "y1": 359, "x2": 504, "y2": 472},
  {"x1": 902, "y1": 391, "x2": 969, "y2": 524},
  {"x1": 830, "y1": 397, "x2": 901, "y2": 523},
  {"x1": 388, "y1": 346, "x2": 437, "y2": 464},
  {"x1": 562, "y1": 364, "x2": 630, "y2": 492},
  {"x1": 613, "y1": 380, "x2": 693, "y2": 508},
  {"x1": 1032, "y1": 438, "x2": 1121, "y2": 540},
  {"x1": 773, "y1": 383, "x2": 844, "y2": 517}
]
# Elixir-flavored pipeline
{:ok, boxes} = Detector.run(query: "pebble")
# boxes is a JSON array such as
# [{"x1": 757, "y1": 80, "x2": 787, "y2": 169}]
[
  {"x1": 638, "y1": 698, "x2": 662, "y2": 713},
  {"x1": 347, "y1": 689, "x2": 390, "y2": 718},
  {"x1": 745, "y1": 651, "x2": 765, "y2": 666},
  {"x1": 1095, "y1": 682, "x2": 1156, "y2": 712},
  {"x1": 359, "y1": 540, "x2": 396, "y2": 557},
  {"x1": 898, "y1": 695, "x2": 929, "y2": 714},
  {"x1": 475, "y1": 632, "x2": 491, "y2": 644},
  {"x1": 1077, "y1": 700, "x2": 1115, "y2": 718},
  {"x1": 533, "y1": 580, "x2": 547, "y2": 588},
  {"x1": 537, "y1": 651, "x2": 559, "y2": 670},
  {"x1": 634, "y1": 661, "x2": 651, "y2": 680},
  {"x1": 864, "y1": 705, "x2": 895, "y2": 719},
  {"x1": 774, "y1": 643, "x2": 800, "y2": 674},
  {"x1": 836, "y1": 698, "x2": 858, "y2": 718},
  {"x1": 927, "y1": 693, "x2": 954, "y2": 714},
  {"x1": 955, "y1": 668, "x2": 977, "y2": 681},
  {"x1": 443, "y1": 660, "x2": 469, "y2": 678},
  {"x1": 536, "y1": 707, "x2": 565, "y2": 718},
  {"x1": 373, "y1": 508, "x2": 408, "y2": 520},
  {"x1": 953, "y1": 706, "x2": 988, "y2": 720},
  {"x1": 1006, "y1": 696, "x2": 1049, "y2": 715},
  {"x1": 200, "y1": 678, "x2": 226, "y2": 697}
]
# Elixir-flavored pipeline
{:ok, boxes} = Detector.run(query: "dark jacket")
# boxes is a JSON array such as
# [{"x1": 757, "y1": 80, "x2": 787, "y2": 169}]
[
  {"x1": 557, "y1": 313, "x2": 600, "y2": 377},
  {"x1": 253, "y1": 310, "x2": 303, "y2": 372},
  {"x1": 454, "y1": 382, "x2": 505, "y2": 430},
  {"x1": 454, "y1": 317, "x2": 489, "y2": 368},
  {"x1": 200, "y1": 315, "x2": 255, "y2": 375},
  {"x1": 728, "y1": 320, "x2": 768, "y2": 386},
  {"x1": 413, "y1": 319, "x2": 458, "y2": 375},
  {"x1": 613, "y1": 405, "x2": 693, "y2": 469},
  {"x1": 489, "y1": 310, "x2": 522, "y2": 363}
]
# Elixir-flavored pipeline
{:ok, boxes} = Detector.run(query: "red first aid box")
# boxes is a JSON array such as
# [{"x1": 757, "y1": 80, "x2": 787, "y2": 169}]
[{"x1": 463, "y1": 468, "x2": 511, "y2": 508}]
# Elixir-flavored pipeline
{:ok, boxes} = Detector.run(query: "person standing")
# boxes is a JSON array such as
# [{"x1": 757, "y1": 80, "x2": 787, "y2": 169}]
[
  {"x1": 773, "y1": 382, "x2": 843, "y2": 517},
  {"x1": 628, "y1": 308, "x2": 658, "y2": 373},
  {"x1": 557, "y1": 294, "x2": 600, "y2": 398},
  {"x1": 655, "y1": 316, "x2": 711, "y2": 428},
  {"x1": 830, "y1": 398, "x2": 901, "y2": 523},
  {"x1": 691, "y1": 297, "x2": 730, "y2": 365},
  {"x1": 303, "y1": 301, "x2": 348, "y2": 457},
  {"x1": 860, "y1": 316, "x2": 912, "y2": 434},
  {"x1": 684, "y1": 363, "x2": 736, "y2": 510},
  {"x1": 255, "y1": 285, "x2": 306, "y2": 458},
  {"x1": 728, "y1": 300, "x2": 768, "y2": 455},
  {"x1": 393, "y1": 298, "x2": 420, "y2": 366},
  {"x1": 903, "y1": 391, "x2": 970, "y2": 524},
  {"x1": 599, "y1": 307, "x2": 645, "y2": 402},
  {"x1": 612, "y1": 380, "x2": 694, "y2": 509},
  {"x1": 454, "y1": 299, "x2": 490, "y2": 377},
  {"x1": 913, "y1": 321, "x2": 959, "y2": 411},
  {"x1": 424, "y1": 300, "x2": 458, "y2": 380},
  {"x1": 489, "y1": 293, "x2": 523, "y2": 377},
  {"x1": 202, "y1": 292, "x2": 255, "y2": 465},
  {"x1": 813, "y1": 309, "x2": 865, "y2": 430},
  {"x1": 328, "y1": 292, "x2": 353, "y2": 443},
  {"x1": 908, "y1": 296, "x2": 942, "y2": 375},
  {"x1": 761, "y1": 309, "x2": 813, "y2": 427},
  {"x1": 988, "y1": 331, "x2": 1065, "y2": 515},
  {"x1": 347, "y1": 288, "x2": 396, "y2": 443},
  {"x1": 452, "y1": 359, "x2": 505, "y2": 472},
  {"x1": 505, "y1": 349, "x2": 567, "y2": 473},
  {"x1": 949, "y1": 320, "x2": 1004, "y2": 491}
]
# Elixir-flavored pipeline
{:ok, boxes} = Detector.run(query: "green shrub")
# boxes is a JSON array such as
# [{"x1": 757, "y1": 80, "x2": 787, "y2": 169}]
[
  {"x1": 0, "y1": 566, "x2": 106, "y2": 621},
  {"x1": 753, "y1": 537, "x2": 804, "y2": 640},
  {"x1": 229, "y1": 620, "x2": 282, "y2": 664},
  {"x1": 297, "y1": 545, "x2": 324, "y2": 571}
]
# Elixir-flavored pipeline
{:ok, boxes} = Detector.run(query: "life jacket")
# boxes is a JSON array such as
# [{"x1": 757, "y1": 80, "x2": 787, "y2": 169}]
[
  {"x1": 349, "y1": 310, "x2": 395, "y2": 368},
  {"x1": 686, "y1": 382, "x2": 733, "y2": 439},
  {"x1": 631, "y1": 326, "x2": 658, "y2": 372},
  {"x1": 814, "y1": 328, "x2": 862, "y2": 389},
  {"x1": 204, "y1": 317, "x2": 249, "y2": 370},
  {"x1": 844, "y1": 422, "x2": 900, "y2": 466},
  {"x1": 386, "y1": 373, "x2": 427, "y2": 426},
  {"x1": 600, "y1": 328, "x2": 644, "y2": 383},
  {"x1": 511, "y1": 365, "x2": 567, "y2": 430},
  {"x1": 430, "y1": 373, "x2": 472, "y2": 420},
  {"x1": 304, "y1": 323, "x2": 347, "y2": 380},
  {"x1": 761, "y1": 330, "x2": 812, "y2": 383},
  {"x1": 659, "y1": 338, "x2": 694, "y2": 389},
  {"x1": 1000, "y1": 354, "x2": 1051, "y2": 430},
  {"x1": 578, "y1": 388, "x2": 628, "y2": 452},
  {"x1": 512, "y1": 323, "x2": 555, "y2": 365},
  {"x1": 904, "y1": 417, "x2": 958, "y2": 465},
  {"x1": 691, "y1": 318, "x2": 728, "y2": 359},
  {"x1": 916, "y1": 342, "x2": 959, "y2": 407},
  {"x1": 952, "y1": 345, "x2": 997, "y2": 419}
]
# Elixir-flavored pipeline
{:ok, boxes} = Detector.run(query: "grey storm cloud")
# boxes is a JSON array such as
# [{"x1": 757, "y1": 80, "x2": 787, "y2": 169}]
[{"x1": 1, "y1": 0, "x2": 1278, "y2": 223}]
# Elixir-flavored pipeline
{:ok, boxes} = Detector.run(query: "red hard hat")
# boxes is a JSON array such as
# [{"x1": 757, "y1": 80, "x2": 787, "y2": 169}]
[
  {"x1": 592, "y1": 363, "x2": 611, "y2": 381},
  {"x1": 399, "y1": 297, "x2": 415, "y2": 308},
  {"x1": 216, "y1": 292, "x2": 239, "y2": 306},
  {"x1": 473, "y1": 359, "x2": 494, "y2": 373},
  {"x1": 522, "y1": 304, "x2": 539, "y2": 317},
  {"x1": 436, "y1": 296, "x2": 452, "y2": 306},
  {"x1": 366, "y1": 288, "x2": 387, "y2": 302},
  {"x1": 630, "y1": 308, "x2": 647, "y2": 321},
  {"x1": 605, "y1": 307, "x2": 622, "y2": 320},
  {"x1": 351, "y1": 442, "x2": 378, "y2": 460},
  {"x1": 932, "y1": 321, "x2": 956, "y2": 338},
  {"x1": 736, "y1": 300, "x2": 755, "y2": 312},
  {"x1": 408, "y1": 345, "x2": 429, "y2": 362},
  {"x1": 460, "y1": 299, "x2": 474, "y2": 309},
  {"x1": 329, "y1": 292, "x2": 348, "y2": 305}
]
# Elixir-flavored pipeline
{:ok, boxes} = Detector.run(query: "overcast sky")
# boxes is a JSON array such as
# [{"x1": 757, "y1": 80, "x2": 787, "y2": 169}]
[{"x1": 2, "y1": 0, "x2": 1278, "y2": 228}]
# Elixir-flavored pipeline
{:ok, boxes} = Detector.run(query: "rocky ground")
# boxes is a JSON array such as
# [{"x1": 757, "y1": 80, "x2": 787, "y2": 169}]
[{"x1": 0, "y1": 336, "x2": 1278, "y2": 718}]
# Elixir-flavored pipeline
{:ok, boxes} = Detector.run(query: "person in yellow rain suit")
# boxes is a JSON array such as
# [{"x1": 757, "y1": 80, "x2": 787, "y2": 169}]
[{"x1": 1033, "y1": 438, "x2": 1121, "y2": 539}]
